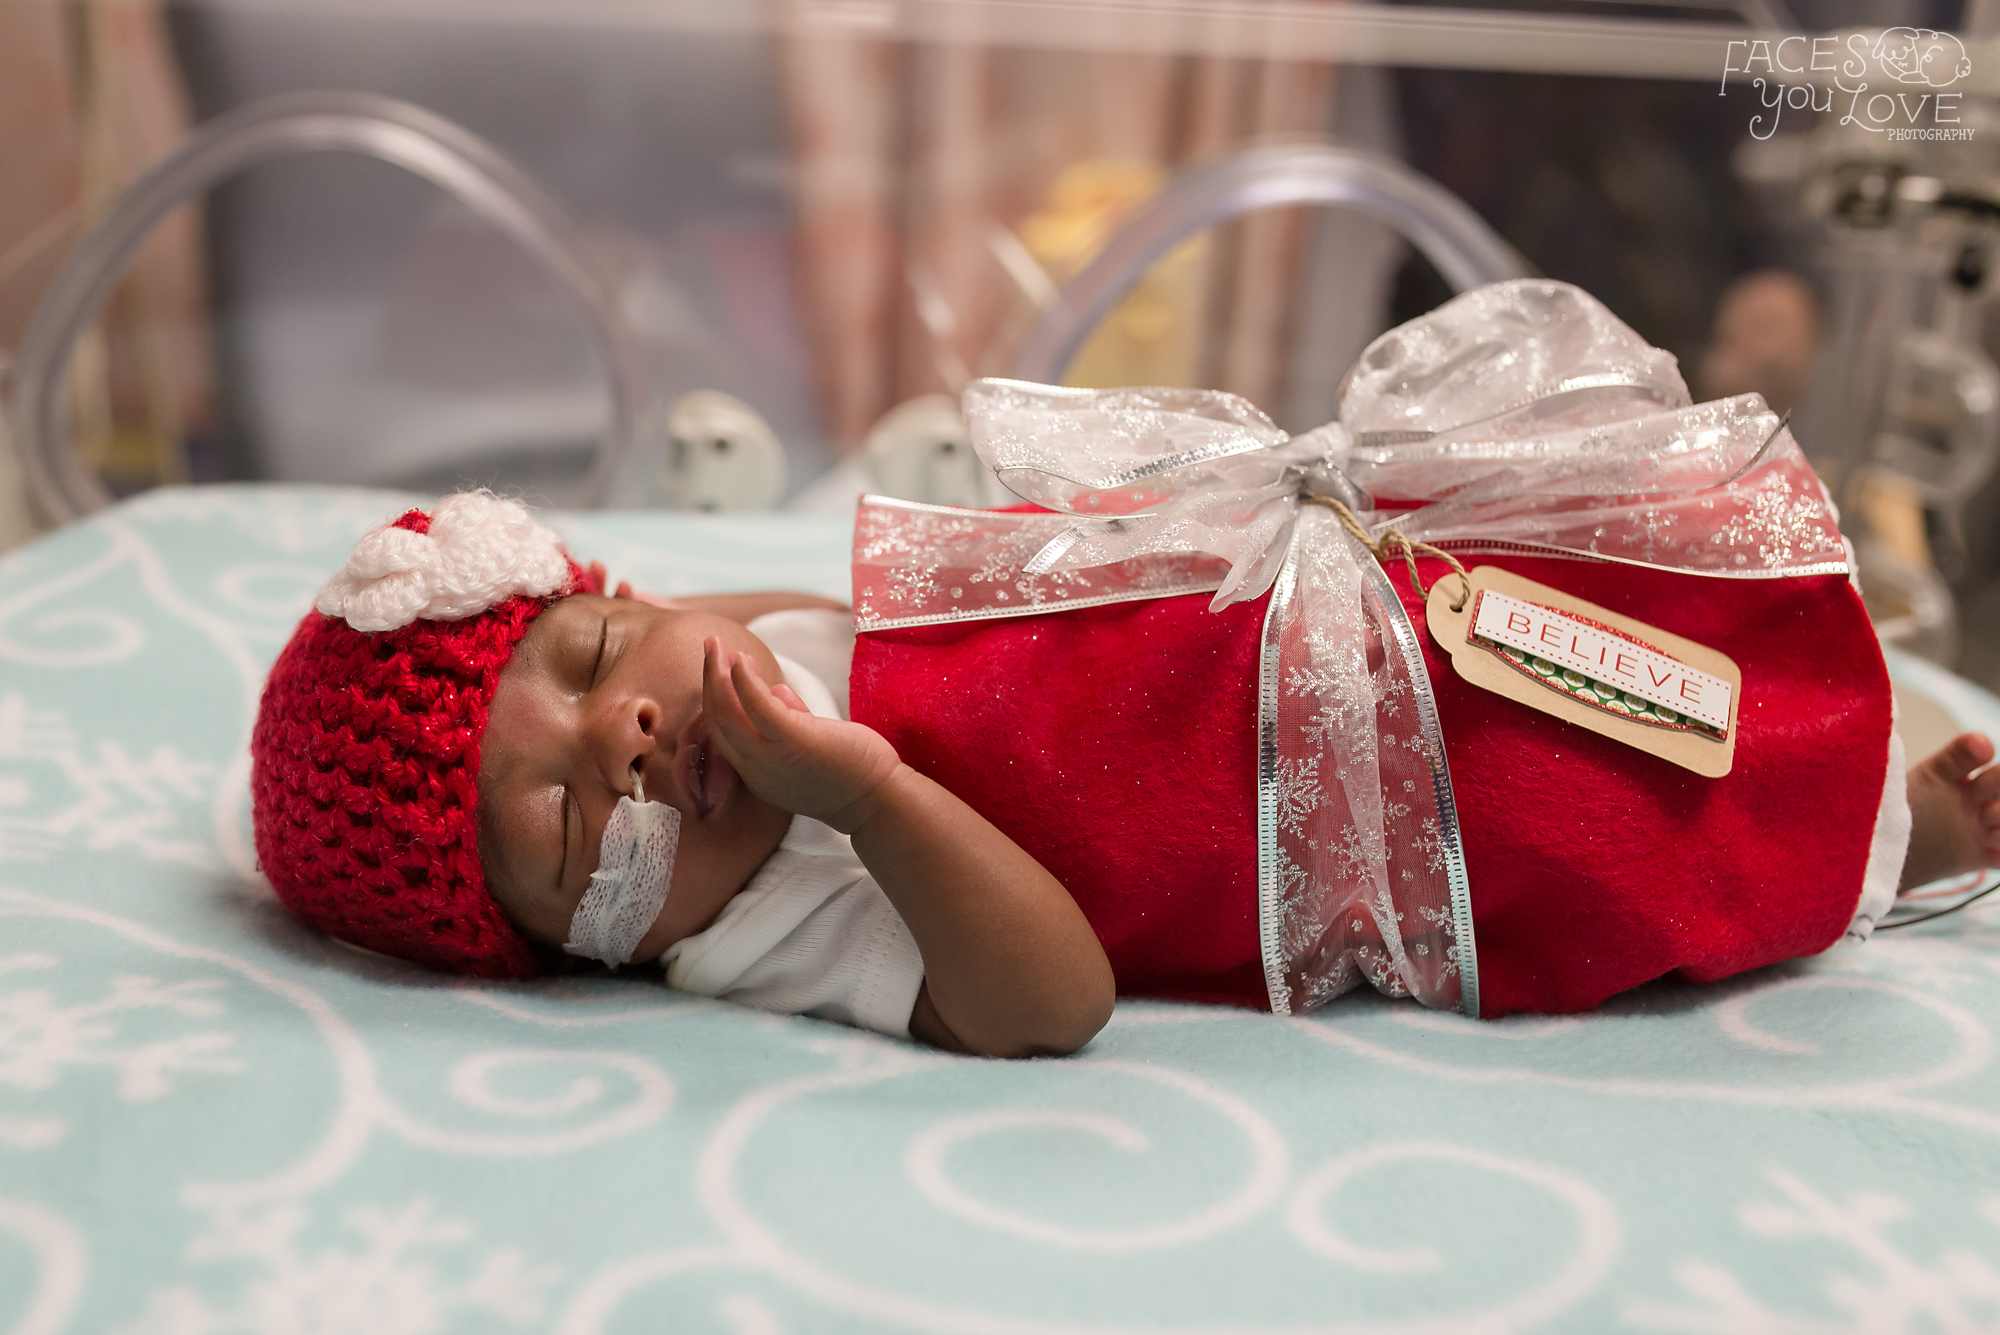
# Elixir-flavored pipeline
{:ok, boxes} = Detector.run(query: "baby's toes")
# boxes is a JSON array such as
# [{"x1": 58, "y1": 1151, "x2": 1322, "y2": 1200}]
[
  {"x1": 1928, "y1": 732, "x2": 1998, "y2": 789},
  {"x1": 1970, "y1": 750, "x2": 2000, "y2": 804}
]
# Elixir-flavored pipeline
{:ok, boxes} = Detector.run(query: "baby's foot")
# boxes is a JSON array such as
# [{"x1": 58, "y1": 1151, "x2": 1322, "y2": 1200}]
[{"x1": 1901, "y1": 733, "x2": 2000, "y2": 891}]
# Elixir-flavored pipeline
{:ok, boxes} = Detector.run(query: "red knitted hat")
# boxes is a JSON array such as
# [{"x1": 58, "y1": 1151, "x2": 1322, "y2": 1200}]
[{"x1": 249, "y1": 493, "x2": 599, "y2": 979}]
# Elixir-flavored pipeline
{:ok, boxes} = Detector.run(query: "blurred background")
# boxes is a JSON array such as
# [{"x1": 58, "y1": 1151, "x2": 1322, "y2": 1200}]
[{"x1": 3, "y1": 0, "x2": 1999, "y2": 690}]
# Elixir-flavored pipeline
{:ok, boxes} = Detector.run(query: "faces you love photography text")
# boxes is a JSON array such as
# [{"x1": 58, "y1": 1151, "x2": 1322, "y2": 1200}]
[{"x1": 1721, "y1": 27, "x2": 1974, "y2": 141}]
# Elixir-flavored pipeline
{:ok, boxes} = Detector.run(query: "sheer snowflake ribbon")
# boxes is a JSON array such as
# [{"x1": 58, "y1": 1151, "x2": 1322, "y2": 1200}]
[{"x1": 965, "y1": 280, "x2": 1848, "y2": 611}]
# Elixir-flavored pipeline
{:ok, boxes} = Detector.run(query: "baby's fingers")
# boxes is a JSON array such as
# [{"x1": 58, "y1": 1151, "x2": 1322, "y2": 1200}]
[
  {"x1": 703, "y1": 643, "x2": 811, "y2": 759},
  {"x1": 701, "y1": 639, "x2": 768, "y2": 755},
  {"x1": 729, "y1": 652, "x2": 813, "y2": 741}
]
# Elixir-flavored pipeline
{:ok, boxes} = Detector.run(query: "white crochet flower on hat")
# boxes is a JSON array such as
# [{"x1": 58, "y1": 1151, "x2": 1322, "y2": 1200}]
[{"x1": 316, "y1": 491, "x2": 572, "y2": 632}]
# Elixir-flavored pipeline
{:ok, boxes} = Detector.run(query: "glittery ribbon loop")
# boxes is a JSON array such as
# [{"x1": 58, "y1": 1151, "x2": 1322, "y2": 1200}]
[{"x1": 964, "y1": 280, "x2": 1847, "y2": 611}]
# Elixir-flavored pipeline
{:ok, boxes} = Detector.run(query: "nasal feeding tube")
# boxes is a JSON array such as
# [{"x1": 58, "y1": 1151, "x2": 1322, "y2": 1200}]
[{"x1": 564, "y1": 769, "x2": 682, "y2": 966}]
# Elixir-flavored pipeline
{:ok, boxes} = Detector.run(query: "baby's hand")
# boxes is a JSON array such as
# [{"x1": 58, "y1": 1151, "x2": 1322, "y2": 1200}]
[
  {"x1": 611, "y1": 574, "x2": 680, "y2": 610},
  {"x1": 591, "y1": 563, "x2": 679, "y2": 608},
  {"x1": 700, "y1": 638, "x2": 902, "y2": 833}
]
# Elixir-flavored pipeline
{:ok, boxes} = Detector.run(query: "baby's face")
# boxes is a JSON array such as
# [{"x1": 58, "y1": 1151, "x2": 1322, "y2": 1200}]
[{"x1": 478, "y1": 594, "x2": 792, "y2": 959}]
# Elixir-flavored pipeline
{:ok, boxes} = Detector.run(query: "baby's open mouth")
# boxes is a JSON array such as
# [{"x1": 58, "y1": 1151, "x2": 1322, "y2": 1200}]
[{"x1": 678, "y1": 716, "x2": 736, "y2": 816}]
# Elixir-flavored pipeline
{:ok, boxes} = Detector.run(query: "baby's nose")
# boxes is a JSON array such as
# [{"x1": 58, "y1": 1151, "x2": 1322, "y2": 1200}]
[{"x1": 589, "y1": 693, "x2": 662, "y2": 769}]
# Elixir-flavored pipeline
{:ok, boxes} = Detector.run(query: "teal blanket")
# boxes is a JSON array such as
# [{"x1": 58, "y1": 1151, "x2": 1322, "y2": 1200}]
[{"x1": 4, "y1": 486, "x2": 1997, "y2": 1333}]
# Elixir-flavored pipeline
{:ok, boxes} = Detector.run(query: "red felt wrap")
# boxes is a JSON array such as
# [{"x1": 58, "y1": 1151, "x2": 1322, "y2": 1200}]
[
  {"x1": 1398, "y1": 555, "x2": 1893, "y2": 1016},
  {"x1": 853, "y1": 594, "x2": 1270, "y2": 1008},
  {"x1": 850, "y1": 555, "x2": 1895, "y2": 1016}
]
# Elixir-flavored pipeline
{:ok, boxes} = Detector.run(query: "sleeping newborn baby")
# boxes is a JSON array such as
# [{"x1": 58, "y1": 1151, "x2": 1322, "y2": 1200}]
[
  {"x1": 251, "y1": 491, "x2": 2000, "y2": 1057},
  {"x1": 253, "y1": 492, "x2": 1108, "y2": 1057},
  {"x1": 471, "y1": 581, "x2": 1109, "y2": 1055}
]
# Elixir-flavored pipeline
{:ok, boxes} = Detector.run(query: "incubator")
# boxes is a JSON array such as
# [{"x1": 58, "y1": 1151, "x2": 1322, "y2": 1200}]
[
  {"x1": 5, "y1": 1, "x2": 2000, "y2": 692},
  {"x1": 1786, "y1": 81, "x2": 2000, "y2": 682},
  {"x1": 12, "y1": 10, "x2": 2000, "y2": 1329}
]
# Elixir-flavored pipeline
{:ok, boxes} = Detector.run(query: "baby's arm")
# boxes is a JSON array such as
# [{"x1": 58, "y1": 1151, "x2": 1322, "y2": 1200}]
[
  {"x1": 699, "y1": 639, "x2": 1115, "y2": 1058},
  {"x1": 588, "y1": 562, "x2": 847, "y2": 625}
]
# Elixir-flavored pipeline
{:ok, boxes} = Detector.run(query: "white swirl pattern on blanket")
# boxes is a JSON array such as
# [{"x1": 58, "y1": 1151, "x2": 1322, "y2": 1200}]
[{"x1": 1, "y1": 486, "x2": 1997, "y2": 1335}]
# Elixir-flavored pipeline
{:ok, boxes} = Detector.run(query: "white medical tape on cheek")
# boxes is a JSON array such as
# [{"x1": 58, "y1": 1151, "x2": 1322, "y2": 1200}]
[{"x1": 563, "y1": 777, "x2": 682, "y2": 967}]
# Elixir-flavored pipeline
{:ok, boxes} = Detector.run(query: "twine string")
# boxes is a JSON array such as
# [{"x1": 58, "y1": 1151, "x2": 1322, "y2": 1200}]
[{"x1": 1304, "y1": 495, "x2": 1473, "y2": 612}]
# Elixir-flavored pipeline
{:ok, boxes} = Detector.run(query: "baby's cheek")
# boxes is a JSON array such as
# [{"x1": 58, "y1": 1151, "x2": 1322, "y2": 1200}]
[
  {"x1": 473, "y1": 784, "x2": 572, "y2": 946},
  {"x1": 654, "y1": 808, "x2": 784, "y2": 942},
  {"x1": 481, "y1": 854, "x2": 570, "y2": 948}
]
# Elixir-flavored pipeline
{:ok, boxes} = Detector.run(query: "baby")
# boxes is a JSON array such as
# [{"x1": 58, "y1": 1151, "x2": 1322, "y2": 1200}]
[
  {"x1": 250, "y1": 490, "x2": 2000, "y2": 1059},
  {"x1": 477, "y1": 579, "x2": 1113, "y2": 1056},
  {"x1": 251, "y1": 492, "x2": 1108, "y2": 1057}
]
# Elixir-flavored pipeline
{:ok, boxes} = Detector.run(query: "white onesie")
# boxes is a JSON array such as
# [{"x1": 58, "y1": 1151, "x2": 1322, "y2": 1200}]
[{"x1": 658, "y1": 610, "x2": 926, "y2": 1038}]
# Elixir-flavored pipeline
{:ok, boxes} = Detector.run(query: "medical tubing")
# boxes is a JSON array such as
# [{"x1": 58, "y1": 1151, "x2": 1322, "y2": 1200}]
[
  {"x1": 11, "y1": 90, "x2": 647, "y2": 522},
  {"x1": 1009, "y1": 142, "x2": 1531, "y2": 384},
  {"x1": 565, "y1": 767, "x2": 682, "y2": 968},
  {"x1": 1874, "y1": 877, "x2": 2000, "y2": 930}
]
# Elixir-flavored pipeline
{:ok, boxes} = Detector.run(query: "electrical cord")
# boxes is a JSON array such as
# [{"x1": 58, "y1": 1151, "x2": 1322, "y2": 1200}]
[{"x1": 1875, "y1": 875, "x2": 2000, "y2": 930}]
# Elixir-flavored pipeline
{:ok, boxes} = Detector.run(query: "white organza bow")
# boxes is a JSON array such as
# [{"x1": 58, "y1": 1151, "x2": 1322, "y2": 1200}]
[{"x1": 966, "y1": 279, "x2": 1846, "y2": 607}]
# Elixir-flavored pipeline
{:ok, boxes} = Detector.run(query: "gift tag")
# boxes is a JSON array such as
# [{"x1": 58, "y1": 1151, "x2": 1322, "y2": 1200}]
[{"x1": 1426, "y1": 566, "x2": 1741, "y2": 777}]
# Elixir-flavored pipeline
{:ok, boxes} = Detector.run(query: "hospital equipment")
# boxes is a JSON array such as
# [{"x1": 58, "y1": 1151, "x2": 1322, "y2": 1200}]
[
  {"x1": 8, "y1": 91, "x2": 645, "y2": 523},
  {"x1": 1790, "y1": 79, "x2": 2000, "y2": 674},
  {"x1": 832, "y1": 144, "x2": 1529, "y2": 511},
  {"x1": 1009, "y1": 142, "x2": 1530, "y2": 385}
]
